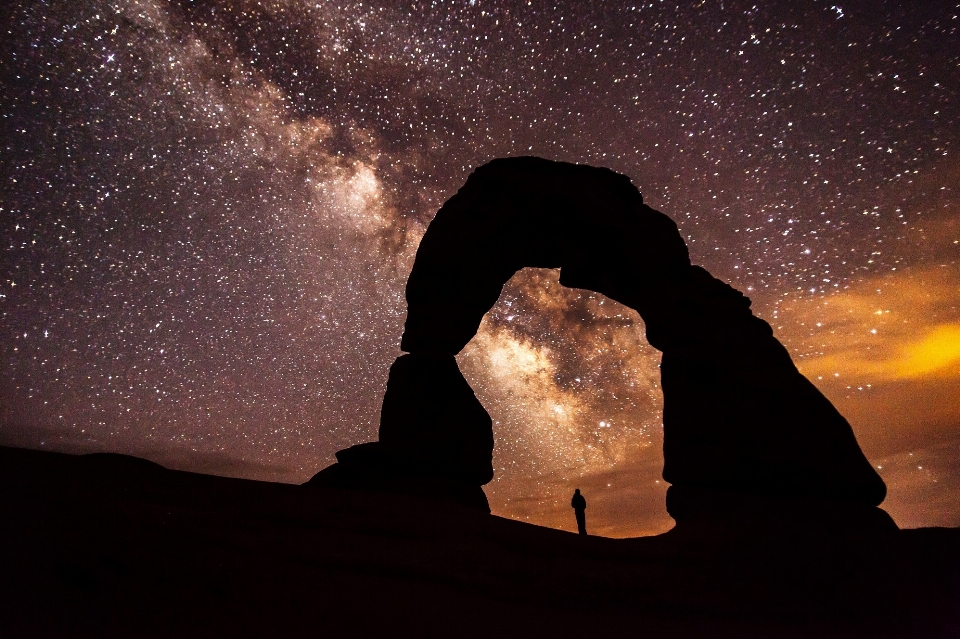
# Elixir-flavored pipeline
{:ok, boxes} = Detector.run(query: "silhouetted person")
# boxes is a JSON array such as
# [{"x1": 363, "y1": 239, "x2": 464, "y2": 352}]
[{"x1": 571, "y1": 488, "x2": 587, "y2": 535}]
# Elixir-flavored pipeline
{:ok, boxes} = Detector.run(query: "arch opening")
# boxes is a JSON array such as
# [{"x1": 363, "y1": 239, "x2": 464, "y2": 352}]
[{"x1": 456, "y1": 267, "x2": 669, "y2": 535}]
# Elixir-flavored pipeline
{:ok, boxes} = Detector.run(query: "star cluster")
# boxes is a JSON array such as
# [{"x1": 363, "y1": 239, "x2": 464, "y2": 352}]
[{"x1": 3, "y1": 0, "x2": 959, "y2": 535}]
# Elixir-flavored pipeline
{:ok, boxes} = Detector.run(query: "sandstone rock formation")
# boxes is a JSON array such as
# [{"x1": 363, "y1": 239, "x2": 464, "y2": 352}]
[{"x1": 310, "y1": 156, "x2": 888, "y2": 527}]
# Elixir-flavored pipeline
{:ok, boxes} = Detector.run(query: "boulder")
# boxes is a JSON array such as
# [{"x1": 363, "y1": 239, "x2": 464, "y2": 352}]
[
  {"x1": 305, "y1": 441, "x2": 491, "y2": 512},
  {"x1": 378, "y1": 353, "x2": 494, "y2": 485}
]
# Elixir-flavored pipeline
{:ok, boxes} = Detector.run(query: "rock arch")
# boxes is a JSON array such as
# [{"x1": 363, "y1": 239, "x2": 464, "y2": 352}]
[{"x1": 311, "y1": 157, "x2": 887, "y2": 526}]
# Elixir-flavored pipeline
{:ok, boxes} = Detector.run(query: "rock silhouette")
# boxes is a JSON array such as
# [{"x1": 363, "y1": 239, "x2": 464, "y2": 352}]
[
  {"x1": 378, "y1": 353, "x2": 494, "y2": 485},
  {"x1": 308, "y1": 353, "x2": 493, "y2": 510},
  {"x1": 311, "y1": 156, "x2": 887, "y2": 527}
]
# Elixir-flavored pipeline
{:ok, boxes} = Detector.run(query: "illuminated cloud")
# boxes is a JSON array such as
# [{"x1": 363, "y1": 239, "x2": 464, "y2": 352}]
[
  {"x1": 775, "y1": 264, "x2": 960, "y2": 529},
  {"x1": 779, "y1": 266, "x2": 960, "y2": 384},
  {"x1": 798, "y1": 321, "x2": 960, "y2": 383}
]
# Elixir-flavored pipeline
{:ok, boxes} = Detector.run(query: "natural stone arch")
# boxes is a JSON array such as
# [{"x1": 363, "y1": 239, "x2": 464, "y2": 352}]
[{"x1": 311, "y1": 157, "x2": 887, "y2": 526}]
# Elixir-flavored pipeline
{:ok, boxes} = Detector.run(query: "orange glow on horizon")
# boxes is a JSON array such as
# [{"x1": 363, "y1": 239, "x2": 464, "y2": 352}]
[{"x1": 799, "y1": 321, "x2": 960, "y2": 383}]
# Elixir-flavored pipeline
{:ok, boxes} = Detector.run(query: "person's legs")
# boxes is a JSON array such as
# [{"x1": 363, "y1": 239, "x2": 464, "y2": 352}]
[{"x1": 575, "y1": 509, "x2": 587, "y2": 535}]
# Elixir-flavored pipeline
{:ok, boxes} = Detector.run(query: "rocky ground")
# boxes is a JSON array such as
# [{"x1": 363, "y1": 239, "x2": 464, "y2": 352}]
[{"x1": 2, "y1": 445, "x2": 958, "y2": 638}]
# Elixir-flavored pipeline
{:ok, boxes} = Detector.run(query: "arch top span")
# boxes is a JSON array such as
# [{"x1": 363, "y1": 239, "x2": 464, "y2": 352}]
[
  {"x1": 401, "y1": 156, "x2": 692, "y2": 355},
  {"x1": 310, "y1": 157, "x2": 891, "y2": 531}
]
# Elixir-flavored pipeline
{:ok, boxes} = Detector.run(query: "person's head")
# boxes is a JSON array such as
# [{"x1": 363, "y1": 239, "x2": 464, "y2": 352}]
[{"x1": 574, "y1": 488, "x2": 580, "y2": 494}]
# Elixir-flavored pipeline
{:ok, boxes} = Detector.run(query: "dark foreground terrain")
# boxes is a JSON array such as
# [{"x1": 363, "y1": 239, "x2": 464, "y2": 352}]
[{"x1": 2, "y1": 445, "x2": 958, "y2": 638}]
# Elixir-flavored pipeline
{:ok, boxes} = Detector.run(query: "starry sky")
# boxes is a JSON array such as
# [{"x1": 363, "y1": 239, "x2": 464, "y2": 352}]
[{"x1": 3, "y1": 0, "x2": 959, "y2": 536}]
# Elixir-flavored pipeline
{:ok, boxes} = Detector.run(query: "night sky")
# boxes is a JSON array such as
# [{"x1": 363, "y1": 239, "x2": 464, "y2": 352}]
[{"x1": 3, "y1": 0, "x2": 958, "y2": 536}]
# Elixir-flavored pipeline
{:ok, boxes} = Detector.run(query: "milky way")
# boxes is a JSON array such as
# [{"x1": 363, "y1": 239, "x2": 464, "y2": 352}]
[{"x1": 4, "y1": 0, "x2": 959, "y2": 535}]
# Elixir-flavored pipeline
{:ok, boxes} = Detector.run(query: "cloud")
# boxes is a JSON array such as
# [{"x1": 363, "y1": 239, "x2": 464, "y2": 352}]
[
  {"x1": 778, "y1": 265, "x2": 960, "y2": 384},
  {"x1": 772, "y1": 264, "x2": 960, "y2": 527},
  {"x1": 799, "y1": 321, "x2": 960, "y2": 383},
  {"x1": 889, "y1": 323, "x2": 960, "y2": 379}
]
